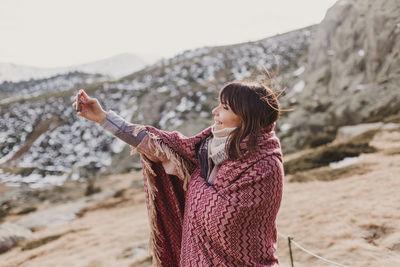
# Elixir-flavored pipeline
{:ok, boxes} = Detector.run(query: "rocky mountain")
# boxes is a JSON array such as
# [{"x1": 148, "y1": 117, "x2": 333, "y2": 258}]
[
  {"x1": 0, "y1": 0, "x2": 399, "y2": 188},
  {"x1": 0, "y1": 53, "x2": 152, "y2": 83},
  {"x1": 280, "y1": 0, "x2": 400, "y2": 150}
]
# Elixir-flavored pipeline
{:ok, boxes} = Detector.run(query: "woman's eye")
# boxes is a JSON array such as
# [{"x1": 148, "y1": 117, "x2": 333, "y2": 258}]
[{"x1": 223, "y1": 105, "x2": 229, "y2": 110}]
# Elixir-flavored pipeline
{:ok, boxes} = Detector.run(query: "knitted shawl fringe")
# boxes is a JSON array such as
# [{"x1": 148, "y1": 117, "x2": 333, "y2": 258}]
[{"x1": 130, "y1": 125, "x2": 194, "y2": 267}]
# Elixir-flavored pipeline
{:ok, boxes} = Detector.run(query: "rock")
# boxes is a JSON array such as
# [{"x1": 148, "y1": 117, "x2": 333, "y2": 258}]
[
  {"x1": 391, "y1": 242, "x2": 400, "y2": 251},
  {"x1": 16, "y1": 199, "x2": 87, "y2": 230},
  {"x1": 16, "y1": 189, "x2": 114, "y2": 230},
  {"x1": 336, "y1": 122, "x2": 383, "y2": 142},
  {"x1": 78, "y1": 161, "x2": 102, "y2": 181},
  {"x1": 336, "y1": 123, "x2": 399, "y2": 142},
  {"x1": 15, "y1": 206, "x2": 37, "y2": 215},
  {"x1": 0, "y1": 201, "x2": 12, "y2": 220},
  {"x1": 279, "y1": 0, "x2": 400, "y2": 152},
  {"x1": 0, "y1": 222, "x2": 32, "y2": 253},
  {"x1": 118, "y1": 240, "x2": 151, "y2": 264}
]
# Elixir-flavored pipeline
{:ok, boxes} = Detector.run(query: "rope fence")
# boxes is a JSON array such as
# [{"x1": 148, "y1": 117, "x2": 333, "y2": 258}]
[{"x1": 277, "y1": 232, "x2": 348, "y2": 267}]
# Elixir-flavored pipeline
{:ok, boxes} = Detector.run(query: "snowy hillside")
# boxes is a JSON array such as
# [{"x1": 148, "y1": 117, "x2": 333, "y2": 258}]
[
  {"x1": 0, "y1": 53, "x2": 154, "y2": 83},
  {"x1": 0, "y1": 26, "x2": 313, "y2": 187}
]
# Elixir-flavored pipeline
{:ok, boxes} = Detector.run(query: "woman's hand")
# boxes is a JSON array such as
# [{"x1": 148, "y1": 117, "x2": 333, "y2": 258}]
[{"x1": 72, "y1": 89, "x2": 107, "y2": 124}]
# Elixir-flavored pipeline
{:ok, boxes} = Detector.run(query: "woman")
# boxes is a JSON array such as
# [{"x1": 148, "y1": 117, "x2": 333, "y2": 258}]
[{"x1": 72, "y1": 81, "x2": 284, "y2": 266}]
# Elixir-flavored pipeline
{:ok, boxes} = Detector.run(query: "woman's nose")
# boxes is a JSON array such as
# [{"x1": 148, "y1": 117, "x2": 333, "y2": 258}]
[{"x1": 212, "y1": 106, "x2": 218, "y2": 115}]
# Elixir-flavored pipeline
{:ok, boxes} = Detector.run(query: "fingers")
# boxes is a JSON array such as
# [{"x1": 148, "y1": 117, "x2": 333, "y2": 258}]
[
  {"x1": 76, "y1": 89, "x2": 96, "y2": 105},
  {"x1": 80, "y1": 89, "x2": 89, "y2": 100},
  {"x1": 72, "y1": 89, "x2": 99, "y2": 119},
  {"x1": 85, "y1": 98, "x2": 96, "y2": 104}
]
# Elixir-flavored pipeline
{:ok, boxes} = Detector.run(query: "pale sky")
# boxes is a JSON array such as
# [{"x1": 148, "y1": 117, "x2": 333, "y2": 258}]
[{"x1": 0, "y1": 0, "x2": 337, "y2": 68}]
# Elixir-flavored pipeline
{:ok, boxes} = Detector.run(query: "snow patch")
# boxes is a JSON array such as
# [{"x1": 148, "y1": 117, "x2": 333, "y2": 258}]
[
  {"x1": 176, "y1": 97, "x2": 195, "y2": 112},
  {"x1": 293, "y1": 80, "x2": 305, "y2": 93},
  {"x1": 280, "y1": 123, "x2": 292, "y2": 133},
  {"x1": 356, "y1": 84, "x2": 365, "y2": 91},
  {"x1": 327, "y1": 49, "x2": 336, "y2": 56},
  {"x1": 293, "y1": 66, "x2": 305, "y2": 76},
  {"x1": 329, "y1": 157, "x2": 359, "y2": 169}
]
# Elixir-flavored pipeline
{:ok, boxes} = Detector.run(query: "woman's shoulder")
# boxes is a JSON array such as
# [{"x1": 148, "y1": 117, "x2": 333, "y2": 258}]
[{"x1": 248, "y1": 132, "x2": 282, "y2": 163}]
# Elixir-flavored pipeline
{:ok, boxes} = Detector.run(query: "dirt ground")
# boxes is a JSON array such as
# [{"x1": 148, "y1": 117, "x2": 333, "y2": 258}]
[{"x1": 1, "y1": 129, "x2": 399, "y2": 267}]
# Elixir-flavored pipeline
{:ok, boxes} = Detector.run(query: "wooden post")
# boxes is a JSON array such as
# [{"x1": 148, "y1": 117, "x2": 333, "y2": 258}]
[{"x1": 288, "y1": 236, "x2": 294, "y2": 267}]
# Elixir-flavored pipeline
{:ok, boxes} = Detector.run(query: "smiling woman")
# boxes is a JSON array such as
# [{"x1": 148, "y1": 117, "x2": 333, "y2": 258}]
[
  {"x1": 212, "y1": 102, "x2": 241, "y2": 131},
  {"x1": 72, "y1": 77, "x2": 285, "y2": 266}
]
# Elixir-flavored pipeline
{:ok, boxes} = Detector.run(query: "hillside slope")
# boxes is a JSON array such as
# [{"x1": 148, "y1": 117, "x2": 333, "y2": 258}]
[{"x1": 0, "y1": 26, "x2": 312, "y2": 185}]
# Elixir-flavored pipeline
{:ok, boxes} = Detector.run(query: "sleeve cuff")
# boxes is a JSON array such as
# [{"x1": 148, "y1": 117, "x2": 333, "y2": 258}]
[{"x1": 100, "y1": 110, "x2": 125, "y2": 135}]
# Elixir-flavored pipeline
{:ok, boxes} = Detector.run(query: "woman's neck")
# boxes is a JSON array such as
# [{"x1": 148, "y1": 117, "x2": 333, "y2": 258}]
[{"x1": 211, "y1": 126, "x2": 236, "y2": 138}]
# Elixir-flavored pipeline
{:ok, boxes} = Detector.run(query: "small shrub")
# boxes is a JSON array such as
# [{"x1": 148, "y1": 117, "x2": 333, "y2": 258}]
[
  {"x1": 305, "y1": 133, "x2": 336, "y2": 148},
  {"x1": 21, "y1": 229, "x2": 86, "y2": 251},
  {"x1": 364, "y1": 99, "x2": 400, "y2": 123},
  {"x1": 361, "y1": 224, "x2": 394, "y2": 246},
  {"x1": 384, "y1": 113, "x2": 400, "y2": 123},
  {"x1": 0, "y1": 201, "x2": 12, "y2": 221},
  {"x1": 113, "y1": 189, "x2": 126, "y2": 198},
  {"x1": 85, "y1": 182, "x2": 101, "y2": 196},
  {"x1": 22, "y1": 234, "x2": 62, "y2": 250},
  {"x1": 16, "y1": 206, "x2": 37, "y2": 215}
]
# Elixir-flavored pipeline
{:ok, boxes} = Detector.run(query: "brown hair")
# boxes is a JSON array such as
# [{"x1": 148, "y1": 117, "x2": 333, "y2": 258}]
[{"x1": 219, "y1": 81, "x2": 281, "y2": 160}]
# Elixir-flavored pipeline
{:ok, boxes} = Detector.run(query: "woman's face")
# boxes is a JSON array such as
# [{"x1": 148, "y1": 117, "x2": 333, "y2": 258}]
[{"x1": 212, "y1": 102, "x2": 242, "y2": 130}]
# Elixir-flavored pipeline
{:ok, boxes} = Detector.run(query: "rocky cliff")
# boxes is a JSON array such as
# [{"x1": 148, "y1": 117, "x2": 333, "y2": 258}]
[{"x1": 279, "y1": 0, "x2": 400, "y2": 151}]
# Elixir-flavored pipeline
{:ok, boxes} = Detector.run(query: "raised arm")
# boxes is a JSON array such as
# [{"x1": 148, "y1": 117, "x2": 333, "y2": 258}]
[
  {"x1": 71, "y1": 89, "x2": 210, "y2": 182},
  {"x1": 72, "y1": 89, "x2": 147, "y2": 148},
  {"x1": 100, "y1": 110, "x2": 147, "y2": 147}
]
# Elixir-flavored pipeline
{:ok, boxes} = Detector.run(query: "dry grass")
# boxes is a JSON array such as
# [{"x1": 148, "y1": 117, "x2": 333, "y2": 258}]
[{"x1": 21, "y1": 229, "x2": 87, "y2": 251}]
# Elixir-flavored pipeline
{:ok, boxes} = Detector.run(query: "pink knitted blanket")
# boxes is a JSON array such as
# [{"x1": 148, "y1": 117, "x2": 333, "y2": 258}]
[{"x1": 133, "y1": 124, "x2": 283, "y2": 266}]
